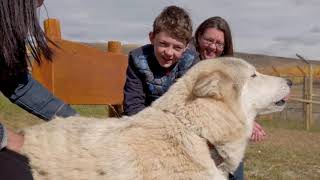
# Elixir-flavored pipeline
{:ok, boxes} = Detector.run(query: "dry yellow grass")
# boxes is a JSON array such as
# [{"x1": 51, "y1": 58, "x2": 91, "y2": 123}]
[{"x1": 245, "y1": 126, "x2": 320, "y2": 179}]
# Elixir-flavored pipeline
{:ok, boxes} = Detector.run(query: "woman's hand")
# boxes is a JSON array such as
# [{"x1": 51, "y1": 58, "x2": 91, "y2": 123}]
[
  {"x1": 250, "y1": 122, "x2": 266, "y2": 142},
  {"x1": 7, "y1": 129, "x2": 24, "y2": 152}
]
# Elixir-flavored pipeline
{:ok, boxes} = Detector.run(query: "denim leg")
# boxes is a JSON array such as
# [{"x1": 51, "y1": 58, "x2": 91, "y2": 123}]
[
  {"x1": 6, "y1": 74, "x2": 77, "y2": 120},
  {"x1": 229, "y1": 162, "x2": 244, "y2": 180}
]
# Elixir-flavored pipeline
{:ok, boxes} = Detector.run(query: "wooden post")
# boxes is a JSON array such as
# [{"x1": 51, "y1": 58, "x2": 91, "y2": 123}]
[
  {"x1": 309, "y1": 64, "x2": 313, "y2": 127},
  {"x1": 107, "y1": 41, "x2": 122, "y2": 53},
  {"x1": 304, "y1": 63, "x2": 313, "y2": 131},
  {"x1": 44, "y1": 18, "x2": 62, "y2": 40},
  {"x1": 296, "y1": 54, "x2": 313, "y2": 131},
  {"x1": 31, "y1": 19, "x2": 60, "y2": 92},
  {"x1": 303, "y1": 76, "x2": 307, "y2": 125},
  {"x1": 107, "y1": 41, "x2": 124, "y2": 117}
]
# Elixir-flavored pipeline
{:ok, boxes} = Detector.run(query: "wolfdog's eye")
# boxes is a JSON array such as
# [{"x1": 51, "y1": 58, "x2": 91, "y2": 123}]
[{"x1": 251, "y1": 73, "x2": 257, "y2": 78}]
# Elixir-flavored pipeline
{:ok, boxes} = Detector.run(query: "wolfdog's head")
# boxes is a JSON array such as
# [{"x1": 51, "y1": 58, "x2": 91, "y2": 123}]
[
  {"x1": 189, "y1": 57, "x2": 291, "y2": 117},
  {"x1": 153, "y1": 57, "x2": 291, "y2": 139}
]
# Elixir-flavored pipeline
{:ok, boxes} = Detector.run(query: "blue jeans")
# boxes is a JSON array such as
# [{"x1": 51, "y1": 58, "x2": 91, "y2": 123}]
[
  {"x1": 2, "y1": 74, "x2": 77, "y2": 120},
  {"x1": 229, "y1": 162, "x2": 244, "y2": 180}
]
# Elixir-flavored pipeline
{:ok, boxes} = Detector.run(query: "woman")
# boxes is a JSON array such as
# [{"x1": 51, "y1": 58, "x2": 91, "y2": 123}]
[
  {"x1": 189, "y1": 16, "x2": 233, "y2": 59},
  {"x1": 0, "y1": 0, "x2": 76, "y2": 179},
  {"x1": 190, "y1": 16, "x2": 266, "y2": 180}
]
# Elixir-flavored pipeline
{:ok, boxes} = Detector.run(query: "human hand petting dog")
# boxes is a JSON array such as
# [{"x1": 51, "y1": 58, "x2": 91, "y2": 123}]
[
  {"x1": 7, "y1": 128, "x2": 24, "y2": 152},
  {"x1": 250, "y1": 122, "x2": 266, "y2": 142}
]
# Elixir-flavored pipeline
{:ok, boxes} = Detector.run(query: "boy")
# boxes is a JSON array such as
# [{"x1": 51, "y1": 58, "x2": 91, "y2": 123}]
[{"x1": 123, "y1": 5, "x2": 199, "y2": 115}]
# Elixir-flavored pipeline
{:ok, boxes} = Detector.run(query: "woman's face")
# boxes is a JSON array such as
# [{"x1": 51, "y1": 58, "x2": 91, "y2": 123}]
[{"x1": 197, "y1": 28, "x2": 225, "y2": 59}]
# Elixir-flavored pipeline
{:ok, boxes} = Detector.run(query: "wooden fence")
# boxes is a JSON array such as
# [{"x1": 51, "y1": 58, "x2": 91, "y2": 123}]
[
  {"x1": 32, "y1": 18, "x2": 128, "y2": 106},
  {"x1": 290, "y1": 55, "x2": 319, "y2": 130},
  {"x1": 272, "y1": 76, "x2": 320, "y2": 130}
]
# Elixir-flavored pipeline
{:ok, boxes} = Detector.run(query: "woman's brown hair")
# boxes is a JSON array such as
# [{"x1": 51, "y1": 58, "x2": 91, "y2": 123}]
[{"x1": 195, "y1": 16, "x2": 233, "y2": 56}]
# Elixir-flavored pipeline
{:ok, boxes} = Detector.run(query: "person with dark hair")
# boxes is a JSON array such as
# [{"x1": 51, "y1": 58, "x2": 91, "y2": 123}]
[
  {"x1": 189, "y1": 16, "x2": 233, "y2": 59},
  {"x1": 123, "y1": 5, "x2": 199, "y2": 116},
  {"x1": 190, "y1": 16, "x2": 266, "y2": 180},
  {"x1": 0, "y1": 0, "x2": 76, "y2": 179}
]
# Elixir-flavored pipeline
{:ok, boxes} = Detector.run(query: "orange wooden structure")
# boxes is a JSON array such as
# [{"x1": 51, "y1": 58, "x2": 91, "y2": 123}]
[{"x1": 32, "y1": 18, "x2": 128, "y2": 105}]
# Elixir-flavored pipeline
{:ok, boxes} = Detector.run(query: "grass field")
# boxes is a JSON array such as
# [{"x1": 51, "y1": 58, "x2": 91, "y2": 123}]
[
  {"x1": 0, "y1": 94, "x2": 319, "y2": 179},
  {"x1": 245, "y1": 126, "x2": 320, "y2": 179}
]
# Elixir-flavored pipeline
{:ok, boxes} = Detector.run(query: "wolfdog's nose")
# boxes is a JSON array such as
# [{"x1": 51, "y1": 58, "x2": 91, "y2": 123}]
[{"x1": 286, "y1": 79, "x2": 293, "y2": 87}]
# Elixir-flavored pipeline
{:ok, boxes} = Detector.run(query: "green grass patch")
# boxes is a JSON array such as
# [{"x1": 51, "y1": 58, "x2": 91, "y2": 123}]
[
  {"x1": 0, "y1": 94, "x2": 108, "y2": 129},
  {"x1": 72, "y1": 105, "x2": 108, "y2": 118}
]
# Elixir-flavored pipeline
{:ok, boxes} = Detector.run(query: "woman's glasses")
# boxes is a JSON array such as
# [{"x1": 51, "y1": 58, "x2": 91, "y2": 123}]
[{"x1": 201, "y1": 38, "x2": 224, "y2": 50}]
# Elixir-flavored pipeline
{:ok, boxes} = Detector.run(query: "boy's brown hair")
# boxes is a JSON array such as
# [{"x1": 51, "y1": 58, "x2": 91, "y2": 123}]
[{"x1": 152, "y1": 5, "x2": 192, "y2": 45}]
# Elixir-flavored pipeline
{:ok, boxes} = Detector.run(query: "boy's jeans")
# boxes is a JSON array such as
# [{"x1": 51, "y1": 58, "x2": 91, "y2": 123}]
[{"x1": 4, "y1": 74, "x2": 77, "y2": 120}]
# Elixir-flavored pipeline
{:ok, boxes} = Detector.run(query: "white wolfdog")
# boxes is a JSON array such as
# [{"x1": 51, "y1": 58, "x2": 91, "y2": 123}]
[{"x1": 20, "y1": 57, "x2": 291, "y2": 180}]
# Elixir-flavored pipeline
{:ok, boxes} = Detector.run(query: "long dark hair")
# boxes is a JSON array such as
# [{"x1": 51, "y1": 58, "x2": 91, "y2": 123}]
[
  {"x1": 0, "y1": 0, "x2": 52, "y2": 73},
  {"x1": 194, "y1": 16, "x2": 233, "y2": 56}
]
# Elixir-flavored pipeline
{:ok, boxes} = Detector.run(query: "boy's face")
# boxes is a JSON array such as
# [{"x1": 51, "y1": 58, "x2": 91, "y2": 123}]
[{"x1": 149, "y1": 31, "x2": 186, "y2": 68}]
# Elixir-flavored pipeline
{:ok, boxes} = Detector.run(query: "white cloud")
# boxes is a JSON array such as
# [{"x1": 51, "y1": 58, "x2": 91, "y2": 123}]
[{"x1": 39, "y1": 0, "x2": 320, "y2": 60}]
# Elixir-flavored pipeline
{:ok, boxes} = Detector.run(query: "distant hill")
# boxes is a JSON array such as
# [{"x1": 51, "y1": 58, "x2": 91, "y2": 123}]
[
  {"x1": 81, "y1": 42, "x2": 140, "y2": 55},
  {"x1": 235, "y1": 52, "x2": 320, "y2": 68},
  {"x1": 80, "y1": 42, "x2": 320, "y2": 78}
]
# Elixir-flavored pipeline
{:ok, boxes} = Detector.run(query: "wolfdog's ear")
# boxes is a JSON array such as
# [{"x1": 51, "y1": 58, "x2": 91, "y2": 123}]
[{"x1": 193, "y1": 72, "x2": 223, "y2": 99}]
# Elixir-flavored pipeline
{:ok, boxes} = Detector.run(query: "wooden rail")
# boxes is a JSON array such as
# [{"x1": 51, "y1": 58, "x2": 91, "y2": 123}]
[
  {"x1": 32, "y1": 18, "x2": 128, "y2": 105},
  {"x1": 290, "y1": 97, "x2": 320, "y2": 105}
]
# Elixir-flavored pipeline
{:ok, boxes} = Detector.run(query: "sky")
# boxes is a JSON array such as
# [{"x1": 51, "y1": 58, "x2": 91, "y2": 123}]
[{"x1": 39, "y1": 0, "x2": 320, "y2": 61}]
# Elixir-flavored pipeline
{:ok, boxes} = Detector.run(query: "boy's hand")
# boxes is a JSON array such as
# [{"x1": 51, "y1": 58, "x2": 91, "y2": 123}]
[
  {"x1": 7, "y1": 129, "x2": 24, "y2": 153},
  {"x1": 250, "y1": 122, "x2": 266, "y2": 142}
]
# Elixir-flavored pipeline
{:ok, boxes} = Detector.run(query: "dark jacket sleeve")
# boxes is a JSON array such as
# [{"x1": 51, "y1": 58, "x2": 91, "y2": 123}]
[
  {"x1": 0, "y1": 123, "x2": 7, "y2": 149},
  {"x1": 123, "y1": 53, "x2": 146, "y2": 116},
  {"x1": 0, "y1": 73, "x2": 77, "y2": 121}
]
